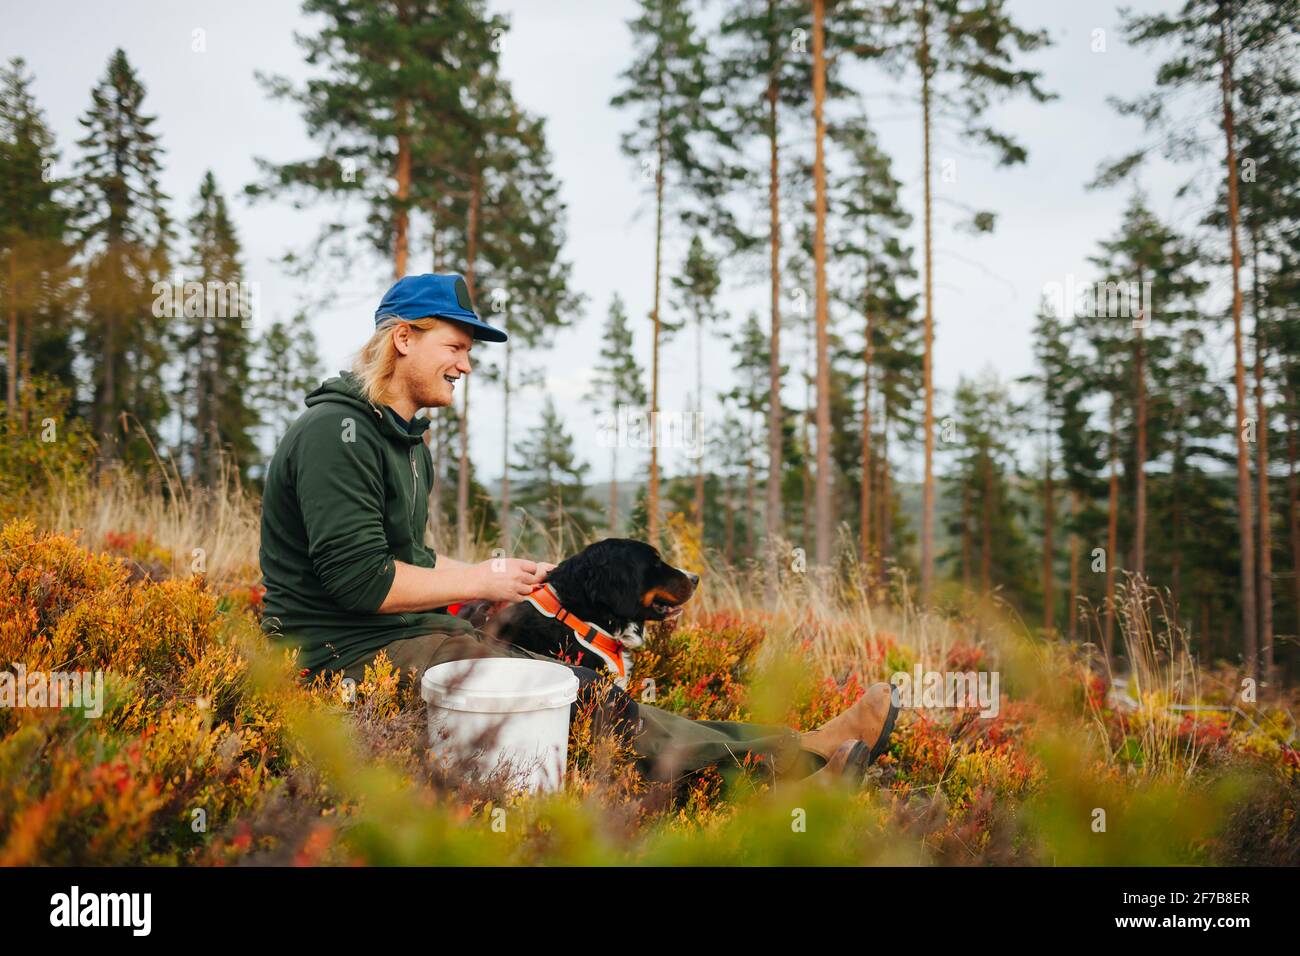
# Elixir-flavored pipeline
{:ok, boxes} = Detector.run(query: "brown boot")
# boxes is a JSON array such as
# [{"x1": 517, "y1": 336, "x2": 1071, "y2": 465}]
[
  {"x1": 801, "y1": 682, "x2": 900, "y2": 766},
  {"x1": 806, "y1": 739, "x2": 872, "y2": 786}
]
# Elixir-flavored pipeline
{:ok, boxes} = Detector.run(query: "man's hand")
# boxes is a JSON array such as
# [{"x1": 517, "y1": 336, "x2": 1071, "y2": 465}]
[
  {"x1": 376, "y1": 556, "x2": 559, "y2": 614},
  {"x1": 473, "y1": 558, "x2": 548, "y2": 603}
]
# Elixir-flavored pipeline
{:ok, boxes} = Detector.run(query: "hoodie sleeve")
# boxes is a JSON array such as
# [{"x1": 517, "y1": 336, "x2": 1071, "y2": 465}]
[{"x1": 293, "y1": 407, "x2": 397, "y2": 613}]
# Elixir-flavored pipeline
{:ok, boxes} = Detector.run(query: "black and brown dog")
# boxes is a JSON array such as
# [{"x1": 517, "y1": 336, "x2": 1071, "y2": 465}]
[{"x1": 453, "y1": 539, "x2": 699, "y2": 686}]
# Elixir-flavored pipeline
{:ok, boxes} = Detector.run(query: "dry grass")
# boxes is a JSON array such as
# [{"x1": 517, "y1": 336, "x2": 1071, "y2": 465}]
[{"x1": 5, "y1": 465, "x2": 1299, "y2": 866}]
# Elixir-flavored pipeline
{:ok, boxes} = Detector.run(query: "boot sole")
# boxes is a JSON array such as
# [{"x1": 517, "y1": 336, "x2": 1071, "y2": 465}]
[
  {"x1": 867, "y1": 689, "x2": 901, "y2": 765},
  {"x1": 842, "y1": 739, "x2": 872, "y2": 782}
]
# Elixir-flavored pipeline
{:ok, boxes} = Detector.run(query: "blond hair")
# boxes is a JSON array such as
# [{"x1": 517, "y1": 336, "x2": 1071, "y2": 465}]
[{"x1": 351, "y1": 316, "x2": 444, "y2": 406}]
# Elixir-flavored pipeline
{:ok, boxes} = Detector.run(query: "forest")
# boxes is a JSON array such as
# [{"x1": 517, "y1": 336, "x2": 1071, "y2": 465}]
[{"x1": 1, "y1": 0, "x2": 1298, "y2": 872}]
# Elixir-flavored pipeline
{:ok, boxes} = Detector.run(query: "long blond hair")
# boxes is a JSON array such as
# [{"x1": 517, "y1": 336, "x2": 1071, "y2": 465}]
[{"x1": 351, "y1": 316, "x2": 443, "y2": 406}]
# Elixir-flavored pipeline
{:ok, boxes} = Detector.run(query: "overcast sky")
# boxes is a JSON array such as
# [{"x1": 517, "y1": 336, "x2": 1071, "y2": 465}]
[{"x1": 5, "y1": 0, "x2": 1219, "y2": 487}]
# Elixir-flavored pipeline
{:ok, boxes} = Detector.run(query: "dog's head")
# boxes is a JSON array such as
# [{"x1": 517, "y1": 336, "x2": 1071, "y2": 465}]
[{"x1": 544, "y1": 538, "x2": 700, "y2": 629}]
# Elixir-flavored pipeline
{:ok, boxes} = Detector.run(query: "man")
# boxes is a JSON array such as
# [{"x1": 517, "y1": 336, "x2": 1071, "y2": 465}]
[{"x1": 259, "y1": 272, "x2": 897, "y2": 786}]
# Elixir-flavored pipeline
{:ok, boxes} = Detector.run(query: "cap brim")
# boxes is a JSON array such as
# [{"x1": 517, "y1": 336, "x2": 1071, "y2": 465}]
[{"x1": 442, "y1": 314, "x2": 507, "y2": 343}]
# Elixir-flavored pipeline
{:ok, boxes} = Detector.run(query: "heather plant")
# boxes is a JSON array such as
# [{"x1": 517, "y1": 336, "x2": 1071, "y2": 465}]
[{"x1": 2, "y1": 503, "x2": 1298, "y2": 866}]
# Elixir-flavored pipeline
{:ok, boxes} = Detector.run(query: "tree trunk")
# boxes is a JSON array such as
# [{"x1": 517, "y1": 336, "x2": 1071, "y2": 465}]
[
  {"x1": 694, "y1": 315, "x2": 704, "y2": 536},
  {"x1": 880, "y1": 416, "x2": 892, "y2": 563},
  {"x1": 918, "y1": 0, "x2": 936, "y2": 603},
  {"x1": 457, "y1": 166, "x2": 481, "y2": 557},
  {"x1": 1104, "y1": 399, "x2": 1120, "y2": 656},
  {"x1": 1286, "y1": 403, "x2": 1300, "y2": 653},
  {"x1": 745, "y1": 425, "x2": 756, "y2": 557},
  {"x1": 648, "y1": 97, "x2": 666, "y2": 548},
  {"x1": 860, "y1": 301, "x2": 873, "y2": 568},
  {"x1": 19, "y1": 271, "x2": 32, "y2": 429},
  {"x1": 5, "y1": 249, "x2": 16, "y2": 414},
  {"x1": 1252, "y1": 241, "x2": 1272, "y2": 687},
  {"x1": 1219, "y1": 12, "x2": 1258, "y2": 676},
  {"x1": 1043, "y1": 432, "x2": 1055, "y2": 632},
  {"x1": 764, "y1": 14, "x2": 784, "y2": 595},
  {"x1": 961, "y1": 484, "x2": 972, "y2": 588},
  {"x1": 1133, "y1": 265, "x2": 1147, "y2": 578},
  {"x1": 1171, "y1": 430, "x2": 1184, "y2": 599},
  {"x1": 394, "y1": 100, "x2": 411, "y2": 280},
  {"x1": 1068, "y1": 489, "x2": 1081, "y2": 641},
  {"x1": 802, "y1": 326, "x2": 813, "y2": 550},
  {"x1": 608, "y1": 438, "x2": 619, "y2": 534},
  {"x1": 724, "y1": 472, "x2": 735, "y2": 564},
  {"x1": 811, "y1": 0, "x2": 833, "y2": 569},
  {"x1": 981, "y1": 452, "x2": 993, "y2": 592}
]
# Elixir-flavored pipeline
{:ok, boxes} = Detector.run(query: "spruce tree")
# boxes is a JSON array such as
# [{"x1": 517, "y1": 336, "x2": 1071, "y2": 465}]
[
  {"x1": 179, "y1": 171, "x2": 259, "y2": 484},
  {"x1": 585, "y1": 293, "x2": 647, "y2": 533},
  {"x1": 0, "y1": 57, "x2": 74, "y2": 417},
  {"x1": 72, "y1": 48, "x2": 172, "y2": 466},
  {"x1": 253, "y1": 316, "x2": 323, "y2": 450},
  {"x1": 670, "y1": 234, "x2": 724, "y2": 534},
  {"x1": 512, "y1": 397, "x2": 598, "y2": 554}
]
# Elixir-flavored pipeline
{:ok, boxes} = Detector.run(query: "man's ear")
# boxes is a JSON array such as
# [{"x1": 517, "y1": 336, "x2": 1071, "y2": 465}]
[{"x1": 391, "y1": 322, "x2": 413, "y2": 356}]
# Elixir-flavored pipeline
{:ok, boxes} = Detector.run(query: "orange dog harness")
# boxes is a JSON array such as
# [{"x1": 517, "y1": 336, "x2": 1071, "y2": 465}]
[{"x1": 524, "y1": 583, "x2": 630, "y2": 687}]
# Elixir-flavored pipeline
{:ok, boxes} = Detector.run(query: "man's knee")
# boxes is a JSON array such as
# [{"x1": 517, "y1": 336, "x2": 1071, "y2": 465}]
[{"x1": 568, "y1": 664, "x2": 640, "y2": 739}]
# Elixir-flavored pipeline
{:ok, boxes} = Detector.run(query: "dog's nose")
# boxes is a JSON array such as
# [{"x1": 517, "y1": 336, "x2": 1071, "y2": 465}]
[{"x1": 686, "y1": 571, "x2": 700, "y2": 589}]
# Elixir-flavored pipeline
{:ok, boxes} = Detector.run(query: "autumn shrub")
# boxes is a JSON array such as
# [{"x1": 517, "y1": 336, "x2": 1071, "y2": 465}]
[{"x1": 3, "y1": 511, "x2": 1298, "y2": 866}]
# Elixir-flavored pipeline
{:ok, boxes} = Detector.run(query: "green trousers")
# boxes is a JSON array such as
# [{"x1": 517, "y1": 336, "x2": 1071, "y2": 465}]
[{"x1": 336, "y1": 628, "x2": 821, "y2": 785}]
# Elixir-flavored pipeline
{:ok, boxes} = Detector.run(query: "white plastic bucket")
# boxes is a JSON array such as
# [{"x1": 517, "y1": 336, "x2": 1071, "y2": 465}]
[{"x1": 420, "y1": 657, "x2": 579, "y2": 792}]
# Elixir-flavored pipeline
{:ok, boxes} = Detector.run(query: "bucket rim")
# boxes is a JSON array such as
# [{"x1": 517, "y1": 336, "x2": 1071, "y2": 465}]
[{"x1": 420, "y1": 657, "x2": 579, "y2": 714}]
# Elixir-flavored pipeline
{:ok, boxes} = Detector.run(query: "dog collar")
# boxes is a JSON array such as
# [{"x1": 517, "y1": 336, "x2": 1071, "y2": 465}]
[{"x1": 524, "y1": 583, "x2": 629, "y2": 685}]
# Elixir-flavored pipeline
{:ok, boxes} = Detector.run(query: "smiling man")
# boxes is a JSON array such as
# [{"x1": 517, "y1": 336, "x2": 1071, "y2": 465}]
[{"x1": 258, "y1": 272, "x2": 899, "y2": 788}]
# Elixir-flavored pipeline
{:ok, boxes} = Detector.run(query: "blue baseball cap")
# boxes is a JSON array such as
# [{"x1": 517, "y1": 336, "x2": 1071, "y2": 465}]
[{"x1": 374, "y1": 273, "x2": 506, "y2": 342}]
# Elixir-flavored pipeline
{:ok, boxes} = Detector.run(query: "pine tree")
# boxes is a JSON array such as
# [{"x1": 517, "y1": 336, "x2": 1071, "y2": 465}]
[
  {"x1": 831, "y1": 111, "x2": 917, "y2": 572},
  {"x1": 670, "y1": 234, "x2": 724, "y2": 534},
  {"x1": 72, "y1": 48, "x2": 173, "y2": 466},
  {"x1": 1021, "y1": 299, "x2": 1073, "y2": 633},
  {"x1": 943, "y1": 373, "x2": 1032, "y2": 599},
  {"x1": 250, "y1": 0, "x2": 501, "y2": 280},
  {"x1": 714, "y1": 0, "x2": 819, "y2": 580},
  {"x1": 475, "y1": 109, "x2": 579, "y2": 549},
  {"x1": 1229, "y1": 39, "x2": 1298, "y2": 685},
  {"x1": 1080, "y1": 195, "x2": 1206, "y2": 651},
  {"x1": 0, "y1": 57, "x2": 74, "y2": 418},
  {"x1": 585, "y1": 294, "x2": 647, "y2": 533},
  {"x1": 876, "y1": 0, "x2": 1053, "y2": 601},
  {"x1": 722, "y1": 311, "x2": 771, "y2": 562},
  {"x1": 612, "y1": 0, "x2": 734, "y2": 547},
  {"x1": 1098, "y1": 0, "x2": 1296, "y2": 676}
]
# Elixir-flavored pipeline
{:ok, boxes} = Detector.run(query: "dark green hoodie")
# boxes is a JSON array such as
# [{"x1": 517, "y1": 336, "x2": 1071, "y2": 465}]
[{"x1": 259, "y1": 371, "x2": 472, "y2": 675}]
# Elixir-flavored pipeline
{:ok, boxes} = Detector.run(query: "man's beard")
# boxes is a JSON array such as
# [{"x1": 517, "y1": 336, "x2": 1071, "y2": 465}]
[{"x1": 397, "y1": 368, "x2": 452, "y2": 410}]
